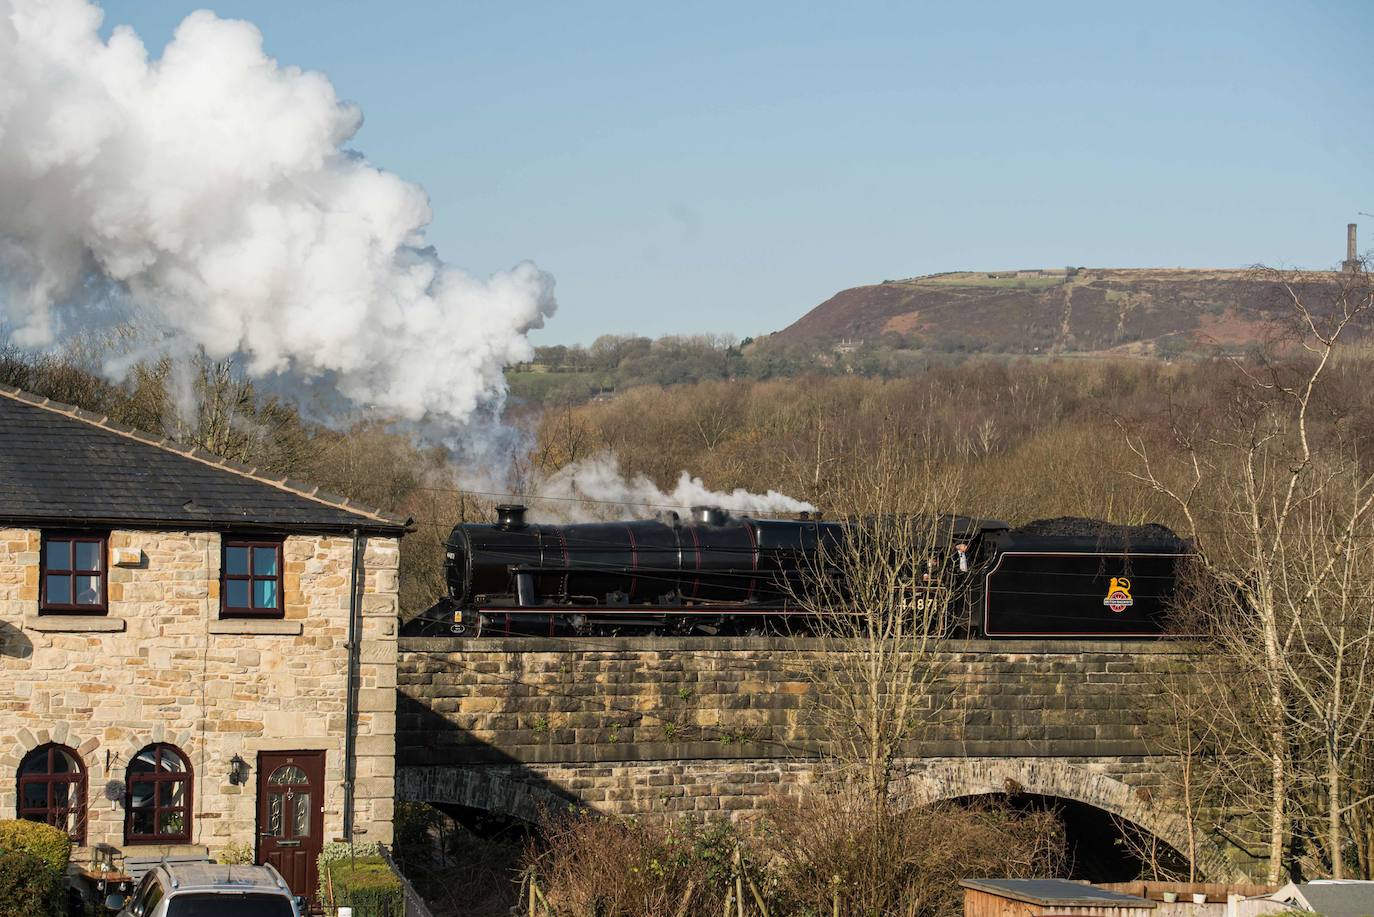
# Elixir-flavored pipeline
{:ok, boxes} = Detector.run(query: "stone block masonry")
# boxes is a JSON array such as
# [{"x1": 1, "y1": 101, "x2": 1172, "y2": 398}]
[
  {"x1": 398, "y1": 636, "x2": 1253, "y2": 880},
  {"x1": 0, "y1": 528, "x2": 400, "y2": 861},
  {"x1": 397, "y1": 637, "x2": 1190, "y2": 766}
]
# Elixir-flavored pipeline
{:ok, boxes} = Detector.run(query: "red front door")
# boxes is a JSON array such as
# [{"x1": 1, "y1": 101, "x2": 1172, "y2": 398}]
[{"x1": 257, "y1": 751, "x2": 325, "y2": 902}]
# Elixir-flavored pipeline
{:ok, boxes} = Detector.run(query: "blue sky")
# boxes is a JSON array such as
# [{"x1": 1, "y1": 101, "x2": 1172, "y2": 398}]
[{"x1": 99, "y1": 1, "x2": 1374, "y2": 344}]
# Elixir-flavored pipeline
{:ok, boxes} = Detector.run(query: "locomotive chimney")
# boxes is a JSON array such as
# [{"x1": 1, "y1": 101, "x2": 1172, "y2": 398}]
[
  {"x1": 495, "y1": 504, "x2": 528, "y2": 530},
  {"x1": 691, "y1": 505, "x2": 729, "y2": 526}
]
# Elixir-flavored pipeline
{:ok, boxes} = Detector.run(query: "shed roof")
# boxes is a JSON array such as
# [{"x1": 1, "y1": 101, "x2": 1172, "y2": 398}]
[
  {"x1": 0, "y1": 384, "x2": 410, "y2": 534},
  {"x1": 960, "y1": 879, "x2": 1156, "y2": 908},
  {"x1": 1272, "y1": 881, "x2": 1374, "y2": 917}
]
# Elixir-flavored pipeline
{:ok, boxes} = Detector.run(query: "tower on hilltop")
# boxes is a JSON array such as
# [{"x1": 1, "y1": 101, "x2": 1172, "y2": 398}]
[{"x1": 1343, "y1": 223, "x2": 1361, "y2": 273}]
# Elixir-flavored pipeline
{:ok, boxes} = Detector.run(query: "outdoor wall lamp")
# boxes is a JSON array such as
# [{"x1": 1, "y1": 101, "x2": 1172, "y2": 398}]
[{"x1": 229, "y1": 754, "x2": 249, "y2": 786}]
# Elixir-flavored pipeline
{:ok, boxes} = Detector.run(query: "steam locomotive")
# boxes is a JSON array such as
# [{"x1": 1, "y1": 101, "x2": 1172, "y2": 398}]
[{"x1": 411, "y1": 504, "x2": 1191, "y2": 638}]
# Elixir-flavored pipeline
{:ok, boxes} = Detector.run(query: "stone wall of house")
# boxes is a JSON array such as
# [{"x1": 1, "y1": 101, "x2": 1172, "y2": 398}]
[{"x1": 0, "y1": 527, "x2": 399, "y2": 862}]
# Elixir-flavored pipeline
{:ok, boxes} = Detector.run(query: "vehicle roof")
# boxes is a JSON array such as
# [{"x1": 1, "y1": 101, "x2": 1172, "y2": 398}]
[{"x1": 152, "y1": 862, "x2": 291, "y2": 894}]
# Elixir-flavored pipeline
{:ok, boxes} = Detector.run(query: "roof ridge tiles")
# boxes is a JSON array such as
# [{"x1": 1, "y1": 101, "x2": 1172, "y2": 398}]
[
  {"x1": 314, "y1": 488, "x2": 350, "y2": 506},
  {"x1": 73, "y1": 407, "x2": 108, "y2": 423},
  {"x1": 218, "y1": 458, "x2": 256, "y2": 476},
  {"x1": 101, "y1": 418, "x2": 134, "y2": 435},
  {"x1": 282, "y1": 477, "x2": 321, "y2": 495},
  {"x1": 0, "y1": 384, "x2": 410, "y2": 530}
]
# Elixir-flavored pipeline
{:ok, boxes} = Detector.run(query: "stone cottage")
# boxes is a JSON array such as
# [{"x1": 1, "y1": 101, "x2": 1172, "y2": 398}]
[{"x1": 0, "y1": 384, "x2": 409, "y2": 900}]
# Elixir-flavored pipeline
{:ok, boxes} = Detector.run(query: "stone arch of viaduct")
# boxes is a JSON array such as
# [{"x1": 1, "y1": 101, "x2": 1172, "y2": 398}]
[{"x1": 397, "y1": 636, "x2": 1254, "y2": 881}]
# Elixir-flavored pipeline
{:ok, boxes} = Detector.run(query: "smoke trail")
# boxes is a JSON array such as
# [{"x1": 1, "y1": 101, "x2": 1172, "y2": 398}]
[
  {"x1": 531, "y1": 453, "x2": 816, "y2": 522},
  {"x1": 0, "y1": 0, "x2": 554, "y2": 426}
]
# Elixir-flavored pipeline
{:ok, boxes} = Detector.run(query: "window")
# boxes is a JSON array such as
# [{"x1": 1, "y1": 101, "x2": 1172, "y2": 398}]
[
  {"x1": 167, "y1": 894, "x2": 294, "y2": 916},
  {"x1": 140, "y1": 881, "x2": 165, "y2": 914},
  {"x1": 40, "y1": 532, "x2": 107, "y2": 613},
  {"x1": 126, "y1": 874, "x2": 163, "y2": 916},
  {"x1": 221, "y1": 538, "x2": 283, "y2": 618},
  {"x1": 17, "y1": 743, "x2": 86, "y2": 844},
  {"x1": 125, "y1": 744, "x2": 192, "y2": 843}
]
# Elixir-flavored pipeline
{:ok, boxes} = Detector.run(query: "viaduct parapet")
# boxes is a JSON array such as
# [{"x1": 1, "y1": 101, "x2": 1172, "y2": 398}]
[{"x1": 396, "y1": 638, "x2": 1251, "y2": 880}]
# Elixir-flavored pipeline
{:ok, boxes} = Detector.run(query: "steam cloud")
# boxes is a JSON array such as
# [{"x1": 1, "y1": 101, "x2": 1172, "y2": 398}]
[
  {"x1": 532, "y1": 454, "x2": 815, "y2": 522},
  {"x1": 0, "y1": 0, "x2": 554, "y2": 426},
  {"x1": 0, "y1": 1, "x2": 816, "y2": 518}
]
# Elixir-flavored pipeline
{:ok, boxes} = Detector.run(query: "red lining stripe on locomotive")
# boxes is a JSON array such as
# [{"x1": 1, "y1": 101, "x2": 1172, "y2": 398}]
[
  {"x1": 742, "y1": 521, "x2": 758, "y2": 602},
  {"x1": 688, "y1": 525, "x2": 702, "y2": 600},
  {"x1": 555, "y1": 528, "x2": 570, "y2": 601},
  {"x1": 626, "y1": 525, "x2": 638, "y2": 599},
  {"x1": 479, "y1": 605, "x2": 789, "y2": 616}
]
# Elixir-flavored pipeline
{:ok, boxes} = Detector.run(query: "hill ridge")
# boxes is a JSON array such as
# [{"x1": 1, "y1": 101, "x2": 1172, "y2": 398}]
[{"x1": 774, "y1": 266, "x2": 1352, "y2": 356}]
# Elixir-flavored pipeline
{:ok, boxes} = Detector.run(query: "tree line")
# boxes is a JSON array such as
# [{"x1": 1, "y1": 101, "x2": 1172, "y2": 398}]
[{"x1": 5, "y1": 268, "x2": 1374, "y2": 892}]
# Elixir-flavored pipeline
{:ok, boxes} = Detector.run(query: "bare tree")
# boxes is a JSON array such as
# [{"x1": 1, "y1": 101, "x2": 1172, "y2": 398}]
[
  {"x1": 1128, "y1": 269, "x2": 1374, "y2": 882},
  {"x1": 1152, "y1": 650, "x2": 1227, "y2": 882},
  {"x1": 789, "y1": 435, "x2": 970, "y2": 824},
  {"x1": 1278, "y1": 493, "x2": 1374, "y2": 878}
]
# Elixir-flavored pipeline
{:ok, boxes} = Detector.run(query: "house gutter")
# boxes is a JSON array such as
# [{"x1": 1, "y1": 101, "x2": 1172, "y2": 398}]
[{"x1": 343, "y1": 528, "x2": 363, "y2": 841}]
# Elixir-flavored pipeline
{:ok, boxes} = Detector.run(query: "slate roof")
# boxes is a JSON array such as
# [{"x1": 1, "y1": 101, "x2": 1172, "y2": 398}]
[
  {"x1": 0, "y1": 384, "x2": 410, "y2": 534},
  {"x1": 1274, "y1": 881, "x2": 1374, "y2": 917},
  {"x1": 959, "y1": 879, "x2": 1156, "y2": 908}
]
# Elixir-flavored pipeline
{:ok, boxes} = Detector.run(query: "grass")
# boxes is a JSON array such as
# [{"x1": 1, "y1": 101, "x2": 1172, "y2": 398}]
[
  {"x1": 506, "y1": 369, "x2": 605, "y2": 403},
  {"x1": 911, "y1": 273, "x2": 1069, "y2": 290},
  {"x1": 323, "y1": 855, "x2": 404, "y2": 917}
]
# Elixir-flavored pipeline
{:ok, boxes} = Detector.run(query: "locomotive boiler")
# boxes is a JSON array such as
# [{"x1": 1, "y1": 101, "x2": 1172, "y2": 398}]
[{"x1": 414, "y1": 504, "x2": 1192, "y2": 639}]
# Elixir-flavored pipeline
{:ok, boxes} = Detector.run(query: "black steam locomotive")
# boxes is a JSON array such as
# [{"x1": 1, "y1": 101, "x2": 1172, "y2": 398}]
[{"x1": 412, "y1": 504, "x2": 1191, "y2": 639}]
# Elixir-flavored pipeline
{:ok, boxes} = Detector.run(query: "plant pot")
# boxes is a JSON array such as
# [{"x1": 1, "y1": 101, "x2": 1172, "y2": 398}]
[
  {"x1": 1162, "y1": 892, "x2": 1178, "y2": 903},
  {"x1": 1192, "y1": 894, "x2": 1208, "y2": 904}
]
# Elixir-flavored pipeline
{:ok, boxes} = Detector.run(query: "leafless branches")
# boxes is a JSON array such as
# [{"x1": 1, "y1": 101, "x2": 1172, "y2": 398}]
[
  {"x1": 1129, "y1": 269, "x2": 1374, "y2": 881},
  {"x1": 787, "y1": 434, "x2": 971, "y2": 825}
]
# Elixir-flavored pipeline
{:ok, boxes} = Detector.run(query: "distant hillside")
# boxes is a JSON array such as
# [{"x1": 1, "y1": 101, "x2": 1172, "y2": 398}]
[{"x1": 772, "y1": 268, "x2": 1358, "y2": 356}]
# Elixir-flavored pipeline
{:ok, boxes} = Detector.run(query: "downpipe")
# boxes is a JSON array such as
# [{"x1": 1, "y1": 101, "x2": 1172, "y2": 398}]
[{"x1": 343, "y1": 529, "x2": 362, "y2": 841}]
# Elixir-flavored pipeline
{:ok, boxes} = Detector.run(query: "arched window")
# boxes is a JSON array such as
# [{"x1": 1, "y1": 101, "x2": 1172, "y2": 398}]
[
  {"x1": 126, "y1": 744, "x2": 192, "y2": 843},
  {"x1": 17, "y1": 743, "x2": 86, "y2": 844}
]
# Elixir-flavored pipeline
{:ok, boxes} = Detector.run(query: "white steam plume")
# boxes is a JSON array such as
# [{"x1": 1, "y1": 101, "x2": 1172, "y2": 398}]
[
  {"x1": 531, "y1": 453, "x2": 815, "y2": 522},
  {"x1": 0, "y1": 0, "x2": 554, "y2": 426},
  {"x1": 0, "y1": 1, "x2": 820, "y2": 519}
]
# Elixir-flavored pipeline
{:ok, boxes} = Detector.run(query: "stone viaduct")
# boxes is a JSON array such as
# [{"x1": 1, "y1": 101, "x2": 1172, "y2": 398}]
[{"x1": 396, "y1": 637, "x2": 1256, "y2": 881}]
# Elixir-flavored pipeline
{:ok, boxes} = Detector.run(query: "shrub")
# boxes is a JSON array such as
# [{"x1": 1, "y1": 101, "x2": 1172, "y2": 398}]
[
  {"x1": 318, "y1": 844, "x2": 403, "y2": 917},
  {"x1": 525, "y1": 812, "x2": 737, "y2": 917},
  {"x1": 0, "y1": 820, "x2": 70, "y2": 917},
  {"x1": 759, "y1": 794, "x2": 1066, "y2": 917},
  {"x1": 216, "y1": 841, "x2": 253, "y2": 865},
  {"x1": 0, "y1": 819, "x2": 71, "y2": 874},
  {"x1": 0, "y1": 849, "x2": 63, "y2": 917},
  {"x1": 523, "y1": 796, "x2": 1067, "y2": 917},
  {"x1": 392, "y1": 801, "x2": 441, "y2": 868}
]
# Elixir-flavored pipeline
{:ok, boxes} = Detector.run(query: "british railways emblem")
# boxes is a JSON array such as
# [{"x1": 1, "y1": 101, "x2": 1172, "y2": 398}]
[{"x1": 1103, "y1": 577, "x2": 1133, "y2": 613}]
